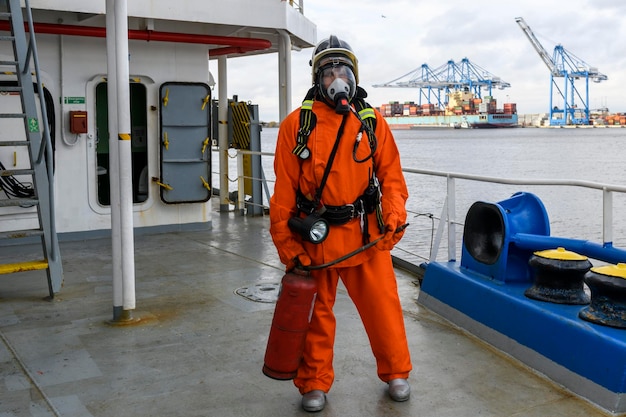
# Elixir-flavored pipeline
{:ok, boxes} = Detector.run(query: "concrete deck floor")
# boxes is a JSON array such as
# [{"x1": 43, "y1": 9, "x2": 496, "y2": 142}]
[{"x1": 0, "y1": 207, "x2": 615, "y2": 417}]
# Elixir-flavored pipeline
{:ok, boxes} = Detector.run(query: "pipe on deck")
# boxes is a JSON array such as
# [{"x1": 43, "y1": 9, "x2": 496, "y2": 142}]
[{"x1": 0, "y1": 20, "x2": 272, "y2": 56}]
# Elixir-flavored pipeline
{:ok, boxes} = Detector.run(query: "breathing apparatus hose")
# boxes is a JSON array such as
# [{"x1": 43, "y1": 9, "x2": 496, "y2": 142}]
[{"x1": 302, "y1": 223, "x2": 409, "y2": 271}]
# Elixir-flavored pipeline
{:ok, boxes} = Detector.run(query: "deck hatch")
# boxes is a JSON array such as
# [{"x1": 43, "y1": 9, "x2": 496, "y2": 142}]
[{"x1": 235, "y1": 283, "x2": 280, "y2": 303}]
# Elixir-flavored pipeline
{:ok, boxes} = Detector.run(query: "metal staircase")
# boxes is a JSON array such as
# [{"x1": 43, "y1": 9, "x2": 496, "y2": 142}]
[{"x1": 0, "y1": 0, "x2": 62, "y2": 298}]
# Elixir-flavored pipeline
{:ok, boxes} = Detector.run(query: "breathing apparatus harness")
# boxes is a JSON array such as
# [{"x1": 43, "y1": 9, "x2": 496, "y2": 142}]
[{"x1": 291, "y1": 86, "x2": 385, "y2": 245}]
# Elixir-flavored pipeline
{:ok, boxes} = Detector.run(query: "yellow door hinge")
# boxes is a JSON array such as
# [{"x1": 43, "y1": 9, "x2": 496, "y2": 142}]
[
  {"x1": 153, "y1": 178, "x2": 173, "y2": 191},
  {"x1": 200, "y1": 176, "x2": 210, "y2": 191}
]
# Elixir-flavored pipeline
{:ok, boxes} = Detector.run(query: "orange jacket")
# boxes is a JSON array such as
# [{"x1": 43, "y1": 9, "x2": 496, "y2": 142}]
[{"x1": 269, "y1": 100, "x2": 408, "y2": 269}]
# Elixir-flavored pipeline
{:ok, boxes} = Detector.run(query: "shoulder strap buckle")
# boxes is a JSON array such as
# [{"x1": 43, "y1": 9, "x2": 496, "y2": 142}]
[{"x1": 292, "y1": 99, "x2": 316, "y2": 159}]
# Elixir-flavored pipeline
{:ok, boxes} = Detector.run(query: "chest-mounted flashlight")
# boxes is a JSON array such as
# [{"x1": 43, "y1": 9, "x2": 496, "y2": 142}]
[{"x1": 288, "y1": 214, "x2": 329, "y2": 244}]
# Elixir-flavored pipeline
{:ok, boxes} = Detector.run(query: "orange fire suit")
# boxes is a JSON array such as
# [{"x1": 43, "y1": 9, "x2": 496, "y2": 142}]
[{"x1": 269, "y1": 99, "x2": 412, "y2": 394}]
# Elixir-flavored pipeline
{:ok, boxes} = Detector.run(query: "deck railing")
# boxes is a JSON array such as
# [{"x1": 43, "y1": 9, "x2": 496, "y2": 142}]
[
  {"x1": 232, "y1": 149, "x2": 626, "y2": 270},
  {"x1": 401, "y1": 168, "x2": 626, "y2": 262},
  {"x1": 282, "y1": 0, "x2": 304, "y2": 13}
]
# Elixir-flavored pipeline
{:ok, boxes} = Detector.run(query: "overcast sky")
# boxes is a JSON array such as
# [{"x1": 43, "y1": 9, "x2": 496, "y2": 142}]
[{"x1": 214, "y1": 0, "x2": 626, "y2": 122}]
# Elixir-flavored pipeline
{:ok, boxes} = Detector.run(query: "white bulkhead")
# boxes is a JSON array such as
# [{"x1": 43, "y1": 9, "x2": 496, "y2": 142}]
[
  {"x1": 0, "y1": 33, "x2": 213, "y2": 235},
  {"x1": 0, "y1": 1, "x2": 316, "y2": 237}
]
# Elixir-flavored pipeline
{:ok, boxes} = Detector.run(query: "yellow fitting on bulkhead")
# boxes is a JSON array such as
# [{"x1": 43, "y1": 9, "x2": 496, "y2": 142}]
[
  {"x1": 153, "y1": 179, "x2": 173, "y2": 191},
  {"x1": 163, "y1": 131, "x2": 169, "y2": 150},
  {"x1": 200, "y1": 176, "x2": 210, "y2": 191},
  {"x1": 163, "y1": 88, "x2": 169, "y2": 107},
  {"x1": 201, "y1": 94, "x2": 210, "y2": 111},
  {"x1": 202, "y1": 137, "x2": 210, "y2": 154}
]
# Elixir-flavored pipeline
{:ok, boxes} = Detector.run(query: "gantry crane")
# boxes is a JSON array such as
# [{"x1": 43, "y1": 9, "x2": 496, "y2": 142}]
[
  {"x1": 515, "y1": 17, "x2": 607, "y2": 126},
  {"x1": 372, "y1": 57, "x2": 510, "y2": 110}
]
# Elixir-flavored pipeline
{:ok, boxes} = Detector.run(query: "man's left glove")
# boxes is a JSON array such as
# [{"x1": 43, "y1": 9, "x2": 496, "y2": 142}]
[{"x1": 376, "y1": 216, "x2": 407, "y2": 251}]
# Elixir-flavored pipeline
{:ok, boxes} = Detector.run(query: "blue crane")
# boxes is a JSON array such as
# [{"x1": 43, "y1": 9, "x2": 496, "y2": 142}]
[
  {"x1": 372, "y1": 58, "x2": 510, "y2": 110},
  {"x1": 515, "y1": 17, "x2": 607, "y2": 126}
]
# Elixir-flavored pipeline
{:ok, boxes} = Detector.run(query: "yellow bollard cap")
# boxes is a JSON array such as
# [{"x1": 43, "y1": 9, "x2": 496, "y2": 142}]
[
  {"x1": 533, "y1": 247, "x2": 588, "y2": 261},
  {"x1": 591, "y1": 263, "x2": 626, "y2": 279}
]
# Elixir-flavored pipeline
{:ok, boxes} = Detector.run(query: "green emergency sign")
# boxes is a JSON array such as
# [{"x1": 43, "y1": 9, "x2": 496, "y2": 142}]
[{"x1": 64, "y1": 96, "x2": 85, "y2": 104}]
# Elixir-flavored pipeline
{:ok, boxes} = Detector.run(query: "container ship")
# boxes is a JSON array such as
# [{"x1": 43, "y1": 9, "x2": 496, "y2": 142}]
[{"x1": 378, "y1": 90, "x2": 518, "y2": 129}]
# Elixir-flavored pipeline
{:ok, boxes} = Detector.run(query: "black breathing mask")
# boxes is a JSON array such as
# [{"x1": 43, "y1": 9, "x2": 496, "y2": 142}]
[
  {"x1": 326, "y1": 78, "x2": 352, "y2": 114},
  {"x1": 319, "y1": 64, "x2": 356, "y2": 114}
]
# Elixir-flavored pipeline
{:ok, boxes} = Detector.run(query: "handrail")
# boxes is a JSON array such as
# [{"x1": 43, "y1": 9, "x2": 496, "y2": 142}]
[
  {"x1": 23, "y1": 0, "x2": 58, "y2": 260},
  {"x1": 403, "y1": 167, "x2": 626, "y2": 262},
  {"x1": 234, "y1": 149, "x2": 626, "y2": 268},
  {"x1": 283, "y1": 0, "x2": 304, "y2": 13},
  {"x1": 403, "y1": 167, "x2": 626, "y2": 193}
]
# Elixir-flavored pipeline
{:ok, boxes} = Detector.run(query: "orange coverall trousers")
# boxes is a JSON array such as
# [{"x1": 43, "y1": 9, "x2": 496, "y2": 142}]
[{"x1": 294, "y1": 248, "x2": 412, "y2": 394}]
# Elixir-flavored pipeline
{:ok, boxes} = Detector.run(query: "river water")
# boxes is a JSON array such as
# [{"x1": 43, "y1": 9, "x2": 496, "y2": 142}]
[{"x1": 254, "y1": 126, "x2": 626, "y2": 263}]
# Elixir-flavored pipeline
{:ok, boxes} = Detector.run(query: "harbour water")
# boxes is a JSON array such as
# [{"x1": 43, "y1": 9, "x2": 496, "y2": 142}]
[{"x1": 257, "y1": 126, "x2": 626, "y2": 263}]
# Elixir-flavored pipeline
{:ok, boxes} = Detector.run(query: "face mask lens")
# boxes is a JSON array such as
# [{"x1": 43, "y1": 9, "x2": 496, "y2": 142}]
[
  {"x1": 318, "y1": 64, "x2": 356, "y2": 104},
  {"x1": 321, "y1": 65, "x2": 353, "y2": 86}
]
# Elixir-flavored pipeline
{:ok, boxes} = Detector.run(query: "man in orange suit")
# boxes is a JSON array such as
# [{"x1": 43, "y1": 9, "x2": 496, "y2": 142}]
[{"x1": 269, "y1": 35, "x2": 412, "y2": 412}]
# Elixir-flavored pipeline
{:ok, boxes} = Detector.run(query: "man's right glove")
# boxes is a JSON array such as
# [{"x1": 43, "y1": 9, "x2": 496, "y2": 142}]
[{"x1": 286, "y1": 253, "x2": 312, "y2": 272}]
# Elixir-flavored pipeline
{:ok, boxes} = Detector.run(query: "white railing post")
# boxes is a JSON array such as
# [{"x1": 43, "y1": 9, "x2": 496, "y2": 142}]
[
  {"x1": 429, "y1": 197, "x2": 447, "y2": 262},
  {"x1": 237, "y1": 151, "x2": 245, "y2": 216},
  {"x1": 447, "y1": 176, "x2": 456, "y2": 262},
  {"x1": 603, "y1": 187, "x2": 613, "y2": 246}
]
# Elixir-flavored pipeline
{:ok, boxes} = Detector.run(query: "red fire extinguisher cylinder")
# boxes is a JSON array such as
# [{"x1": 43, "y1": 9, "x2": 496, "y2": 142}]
[{"x1": 263, "y1": 268, "x2": 317, "y2": 380}]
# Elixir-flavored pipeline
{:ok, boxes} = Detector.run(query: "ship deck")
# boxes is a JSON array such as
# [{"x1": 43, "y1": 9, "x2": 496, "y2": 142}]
[{"x1": 0, "y1": 203, "x2": 614, "y2": 416}]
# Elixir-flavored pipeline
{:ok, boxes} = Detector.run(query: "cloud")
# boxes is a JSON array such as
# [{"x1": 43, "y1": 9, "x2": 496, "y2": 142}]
[{"x1": 217, "y1": 1, "x2": 625, "y2": 122}]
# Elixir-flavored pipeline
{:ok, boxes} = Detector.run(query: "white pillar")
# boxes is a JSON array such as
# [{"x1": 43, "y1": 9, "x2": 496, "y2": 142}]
[
  {"x1": 105, "y1": 0, "x2": 123, "y2": 318},
  {"x1": 218, "y1": 56, "x2": 229, "y2": 212},
  {"x1": 114, "y1": 0, "x2": 136, "y2": 312},
  {"x1": 278, "y1": 30, "x2": 292, "y2": 122}
]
